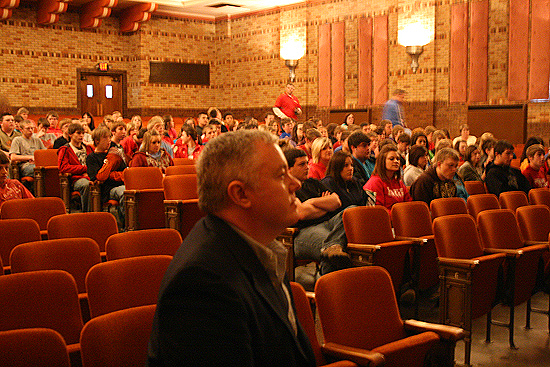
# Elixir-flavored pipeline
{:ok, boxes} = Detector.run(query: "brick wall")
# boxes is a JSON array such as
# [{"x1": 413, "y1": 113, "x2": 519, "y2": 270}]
[{"x1": 0, "y1": 0, "x2": 549, "y2": 141}]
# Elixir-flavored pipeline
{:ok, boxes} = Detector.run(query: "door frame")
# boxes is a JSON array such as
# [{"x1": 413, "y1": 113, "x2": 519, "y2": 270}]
[{"x1": 77, "y1": 68, "x2": 128, "y2": 117}]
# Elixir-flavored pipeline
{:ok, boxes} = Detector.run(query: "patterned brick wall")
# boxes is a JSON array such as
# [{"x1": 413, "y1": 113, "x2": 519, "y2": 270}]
[{"x1": 0, "y1": 0, "x2": 548, "y2": 141}]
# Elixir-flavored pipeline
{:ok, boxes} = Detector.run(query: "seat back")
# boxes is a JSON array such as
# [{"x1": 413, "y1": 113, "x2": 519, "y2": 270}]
[
  {"x1": 47, "y1": 212, "x2": 118, "y2": 253},
  {"x1": 0, "y1": 328, "x2": 70, "y2": 367},
  {"x1": 106, "y1": 229, "x2": 182, "y2": 260},
  {"x1": 10, "y1": 238, "x2": 101, "y2": 294},
  {"x1": 430, "y1": 197, "x2": 467, "y2": 219},
  {"x1": 123, "y1": 167, "x2": 163, "y2": 190},
  {"x1": 0, "y1": 218, "x2": 41, "y2": 272},
  {"x1": 529, "y1": 187, "x2": 550, "y2": 207},
  {"x1": 432, "y1": 214, "x2": 485, "y2": 259},
  {"x1": 172, "y1": 157, "x2": 195, "y2": 165},
  {"x1": 343, "y1": 206, "x2": 394, "y2": 244},
  {"x1": 0, "y1": 270, "x2": 83, "y2": 345},
  {"x1": 80, "y1": 305, "x2": 156, "y2": 367},
  {"x1": 165, "y1": 165, "x2": 196, "y2": 175},
  {"x1": 391, "y1": 201, "x2": 432, "y2": 237},
  {"x1": 477, "y1": 209, "x2": 524, "y2": 250},
  {"x1": 86, "y1": 255, "x2": 172, "y2": 318},
  {"x1": 467, "y1": 193, "x2": 500, "y2": 220},
  {"x1": 34, "y1": 149, "x2": 62, "y2": 197},
  {"x1": 163, "y1": 174, "x2": 197, "y2": 200},
  {"x1": 0, "y1": 197, "x2": 66, "y2": 232},
  {"x1": 34, "y1": 148, "x2": 59, "y2": 166},
  {"x1": 290, "y1": 282, "x2": 325, "y2": 366},
  {"x1": 498, "y1": 191, "x2": 528, "y2": 212},
  {"x1": 464, "y1": 181, "x2": 487, "y2": 195},
  {"x1": 315, "y1": 266, "x2": 406, "y2": 350},
  {"x1": 516, "y1": 205, "x2": 550, "y2": 242}
]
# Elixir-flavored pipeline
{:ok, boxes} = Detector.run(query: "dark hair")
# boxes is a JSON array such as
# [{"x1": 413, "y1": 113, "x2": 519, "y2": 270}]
[
  {"x1": 347, "y1": 131, "x2": 371, "y2": 149},
  {"x1": 68, "y1": 122, "x2": 84, "y2": 135},
  {"x1": 163, "y1": 115, "x2": 173, "y2": 130},
  {"x1": 181, "y1": 124, "x2": 198, "y2": 141},
  {"x1": 494, "y1": 140, "x2": 514, "y2": 156},
  {"x1": 136, "y1": 127, "x2": 148, "y2": 139},
  {"x1": 223, "y1": 112, "x2": 233, "y2": 119},
  {"x1": 481, "y1": 137, "x2": 497, "y2": 155},
  {"x1": 0, "y1": 150, "x2": 9, "y2": 164},
  {"x1": 397, "y1": 133, "x2": 411, "y2": 144},
  {"x1": 326, "y1": 151, "x2": 353, "y2": 186},
  {"x1": 411, "y1": 132, "x2": 428, "y2": 146},
  {"x1": 284, "y1": 148, "x2": 307, "y2": 168},
  {"x1": 82, "y1": 112, "x2": 95, "y2": 130},
  {"x1": 343, "y1": 113, "x2": 354, "y2": 125},
  {"x1": 37, "y1": 117, "x2": 49, "y2": 128},
  {"x1": 14, "y1": 115, "x2": 24, "y2": 123},
  {"x1": 408, "y1": 145, "x2": 428, "y2": 167},
  {"x1": 372, "y1": 144, "x2": 401, "y2": 181},
  {"x1": 1, "y1": 112, "x2": 12, "y2": 120},
  {"x1": 198, "y1": 112, "x2": 208, "y2": 118},
  {"x1": 110, "y1": 120, "x2": 126, "y2": 132},
  {"x1": 326, "y1": 123, "x2": 338, "y2": 138},
  {"x1": 464, "y1": 145, "x2": 480, "y2": 165},
  {"x1": 520, "y1": 136, "x2": 545, "y2": 162},
  {"x1": 378, "y1": 139, "x2": 395, "y2": 150}
]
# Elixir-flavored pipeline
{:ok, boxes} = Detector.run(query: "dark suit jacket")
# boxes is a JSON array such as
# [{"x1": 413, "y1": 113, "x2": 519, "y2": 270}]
[
  {"x1": 147, "y1": 214, "x2": 316, "y2": 367},
  {"x1": 352, "y1": 156, "x2": 369, "y2": 187}
]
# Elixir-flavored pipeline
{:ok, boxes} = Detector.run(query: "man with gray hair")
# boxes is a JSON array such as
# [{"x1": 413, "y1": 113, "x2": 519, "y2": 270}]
[
  {"x1": 148, "y1": 129, "x2": 316, "y2": 367},
  {"x1": 410, "y1": 147, "x2": 459, "y2": 204}
]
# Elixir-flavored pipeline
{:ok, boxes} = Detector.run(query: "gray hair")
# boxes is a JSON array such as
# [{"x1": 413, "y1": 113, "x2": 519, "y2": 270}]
[
  {"x1": 433, "y1": 147, "x2": 459, "y2": 164},
  {"x1": 197, "y1": 129, "x2": 276, "y2": 214}
]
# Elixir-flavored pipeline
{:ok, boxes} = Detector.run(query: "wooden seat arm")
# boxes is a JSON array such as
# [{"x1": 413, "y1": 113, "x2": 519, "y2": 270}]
[
  {"x1": 437, "y1": 257, "x2": 479, "y2": 269},
  {"x1": 524, "y1": 240, "x2": 549, "y2": 248},
  {"x1": 483, "y1": 248, "x2": 523, "y2": 258},
  {"x1": 282, "y1": 227, "x2": 299, "y2": 236},
  {"x1": 404, "y1": 319, "x2": 465, "y2": 342},
  {"x1": 347, "y1": 243, "x2": 381, "y2": 252},
  {"x1": 322, "y1": 342, "x2": 385, "y2": 367},
  {"x1": 394, "y1": 235, "x2": 429, "y2": 246}
]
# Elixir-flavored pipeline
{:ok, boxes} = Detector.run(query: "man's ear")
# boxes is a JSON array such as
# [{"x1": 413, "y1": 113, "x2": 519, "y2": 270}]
[{"x1": 226, "y1": 180, "x2": 252, "y2": 209}]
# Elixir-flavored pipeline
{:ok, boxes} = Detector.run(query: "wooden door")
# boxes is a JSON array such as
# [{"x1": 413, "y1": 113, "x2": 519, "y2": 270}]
[{"x1": 80, "y1": 73, "x2": 123, "y2": 117}]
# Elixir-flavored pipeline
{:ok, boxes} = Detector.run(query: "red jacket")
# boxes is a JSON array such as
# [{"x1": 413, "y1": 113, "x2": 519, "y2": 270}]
[{"x1": 58, "y1": 144, "x2": 93, "y2": 183}]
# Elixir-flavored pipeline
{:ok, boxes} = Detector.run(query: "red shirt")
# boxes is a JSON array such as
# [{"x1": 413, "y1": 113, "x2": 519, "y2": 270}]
[
  {"x1": 307, "y1": 162, "x2": 327, "y2": 180},
  {"x1": 364, "y1": 174, "x2": 412, "y2": 210},
  {"x1": 522, "y1": 165, "x2": 549, "y2": 188},
  {"x1": 274, "y1": 93, "x2": 301, "y2": 120},
  {"x1": 0, "y1": 179, "x2": 34, "y2": 206}
]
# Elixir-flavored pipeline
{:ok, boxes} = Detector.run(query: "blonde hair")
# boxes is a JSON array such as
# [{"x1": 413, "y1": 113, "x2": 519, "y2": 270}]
[{"x1": 311, "y1": 137, "x2": 332, "y2": 164}]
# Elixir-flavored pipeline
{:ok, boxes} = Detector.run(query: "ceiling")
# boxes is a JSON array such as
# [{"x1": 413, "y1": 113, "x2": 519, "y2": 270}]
[{"x1": 91, "y1": 0, "x2": 306, "y2": 20}]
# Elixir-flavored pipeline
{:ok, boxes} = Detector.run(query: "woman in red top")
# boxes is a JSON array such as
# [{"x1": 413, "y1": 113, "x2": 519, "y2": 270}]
[
  {"x1": 307, "y1": 137, "x2": 332, "y2": 179},
  {"x1": 364, "y1": 144, "x2": 411, "y2": 210},
  {"x1": 130, "y1": 130, "x2": 173, "y2": 173},
  {"x1": 173, "y1": 125, "x2": 203, "y2": 160}
]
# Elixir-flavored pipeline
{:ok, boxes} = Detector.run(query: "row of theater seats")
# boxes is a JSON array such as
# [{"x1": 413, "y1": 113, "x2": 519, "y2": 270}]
[
  {"x1": 331, "y1": 188, "x2": 550, "y2": 366},
  {"x1": 0, "y1": 224, "x2": 183, "y2": 367}
]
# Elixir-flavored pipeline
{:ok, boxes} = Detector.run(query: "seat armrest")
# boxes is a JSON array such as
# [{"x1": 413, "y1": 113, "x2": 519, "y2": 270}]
[
  {"x1": 322, "y1": 342, "x2": 385, "y2": 367},
  {"x1": 404, "y1": 319, "x2": 465, "y2": 342},
  {"x1": 437, "y1": 257, "x2": 479, "y2": 269},
  {"x1": 483, "y1": 248, "x2": 523, "y2": 258},
  {"x1": 524, "y1": 240, "x2": 549, "y2": 248},
  {"x1": 347, "y1": 243, "x2": 381, "y2": 251},
  {"x1": 282, "y1": 227, "x2": 299, "y2": 236},
  {"x1": 394, "y1": 235, "x2": 429, "y2": 246}
]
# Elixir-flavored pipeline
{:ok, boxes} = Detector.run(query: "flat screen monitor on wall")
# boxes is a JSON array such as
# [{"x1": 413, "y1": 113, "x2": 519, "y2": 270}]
[{"x1": 149, "y1": 62, "x2": 210, "y2": 86}]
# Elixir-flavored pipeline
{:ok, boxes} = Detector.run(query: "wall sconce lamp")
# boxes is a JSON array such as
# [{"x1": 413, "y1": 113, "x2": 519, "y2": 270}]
[
  {"x1": 398, "y1": 22, "x2": 432, "y2": 73},
  {"x1": 280, "y1": 39, "x2": 306, "y2": 82}
]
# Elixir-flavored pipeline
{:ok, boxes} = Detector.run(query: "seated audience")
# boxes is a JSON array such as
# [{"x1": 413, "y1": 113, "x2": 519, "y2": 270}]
[
  {"x1": 364, "y1": 132, "x2": 379, "y2": 177},
  {"x1": 81, "y1": 112, "x2": 95, "y2": 146},
  {"x1": 458, "y1": 145, "x2": 483, "y2": 181},
  {"x1": 480, "y1": 137, "x2": 497, "y2": 172},
  {"x1": 322, "y1": 151, "x2": 371, "y2": 210},
  {"x1": 173, "y1": 124, "x2": 203, "y2": 159},
  {"x1": 109, "y1": 120, "x2": 127, "y2": 159},
  {"x1": 285, "y1": 148, "x2": 351, "y2": 275},
  {"x1": 298, "y1": 128, "x2": 321, "y2": 160},
  {"x1": 522, "y1": 144, "x2": 548, "y2": 188},
  {"x1": 87, "y1": 126, "x2": 126, "y2": 222},
  {"x1": 0, "y1": 150, "x2": 33, "y2": 205},
  {"x1": 0, "y1": 112, "x2": 21, "y2": 154},
  {"x1": 45, "y1": 111, "x2": 62, "y2": 137},
  {"x1": 147, "y1": 116, "x2": 174, "y2": 157},
  {"x1": 9, "y1": 120, "x2": 46, "y2": 188},
  {"x1": 380, "y1": 119, "x2": 393, "y2": 139},
  {"x1": 164, "y1": 114, "x2": 178, "y2": 142},
  {"x1": 410, "y1": 147, "x2": 459, "y2": 204},
  {"x1": 403, "y1": 144, "x2": 428, "y2": 186},
  {"x1": 130, "y1": 115, "x2": 142, "y2": 130},
  {"x1": 425, "y1": 125, "x2": 436, "y2": 150},
  {"x1": 348, "y1": 131, "x2": 371, "y2": 186},
  {"x1": 222, "y1": 112, "x2": 236, "y2": 131},
  {"x1": 308, "y1": 137, "x2": 332, "y2": 179},
  {"x1": 279, "y1": 118, "x2": 293, "y2": 139},
  {"x1": 121, "y1": 127, "x2": 146, "y2": 162},
  {"x1": 52, "y1": 118, "x2": 72, "y2": 149},
  {"x1": 33, "y1": 118, "x2": 57, "y2": 148},
  {"x1": 290, "y1": 122, "x2": 304, "y2": 147},
  {"x1": 130, "y1": 130, "x2": 173, "y2": 172},
  {"x1": 519, "y1": 136, "x2": 545, "y2": 171},
  {"x1": 58, "y1": 122, "x2": 93, "y2": 212},
  {"x1": 391, "y1": 125, "x2": 404, "y2": 142},
  {"x1": 364, "y1": 144, "x2": 412, "y2": 210},
  {"x1": 334, "y1": 130, "x2": 352, "y2": 154},
  {"x1": 396, "y1": 133, "x2": 411, "y2": 168},
  {"x1": 326, "y1": 123, "x2": 338, "y2": 145},
  {"x1": 454, "y1": 139, "x2": 468, "y2": 165},
  {"x1": 452, "y1": 123, "x2": 477, "y2": 146},
  {"x1": 485, "y1": 140, "x2": 530, "y2": 196}
]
